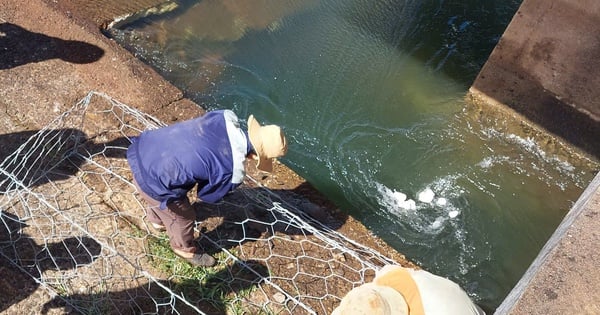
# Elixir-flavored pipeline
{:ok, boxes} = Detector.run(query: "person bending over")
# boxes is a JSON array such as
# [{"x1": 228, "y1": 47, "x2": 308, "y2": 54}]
[{"x1": 127, "y1": 109, "x2": 287, "y2": 267}]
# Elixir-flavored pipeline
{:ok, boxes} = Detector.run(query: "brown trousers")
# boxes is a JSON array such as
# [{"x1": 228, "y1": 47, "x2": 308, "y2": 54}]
[{"x1": 133, "y1": 180, "x2": 197, "y2": 254}]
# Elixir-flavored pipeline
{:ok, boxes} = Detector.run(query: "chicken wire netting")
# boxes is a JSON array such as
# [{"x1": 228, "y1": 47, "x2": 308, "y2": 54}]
[{"x1": 0, "y1": 91, "x2": 398, "y2": 314}]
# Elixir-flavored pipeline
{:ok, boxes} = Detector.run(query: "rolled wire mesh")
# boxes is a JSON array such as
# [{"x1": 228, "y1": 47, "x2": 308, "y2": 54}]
[{"x1": 0, "y1": 91, "x2": 398, "y2": 314}]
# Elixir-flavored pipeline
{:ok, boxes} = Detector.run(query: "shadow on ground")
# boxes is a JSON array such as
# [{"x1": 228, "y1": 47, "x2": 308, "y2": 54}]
[
  {"x1": 40, "y1": 259, "x2": 269, "y2": 315},
  {"x1": 0, "y1": 22, "x2": 104, "y2": 69},
  {"x1": 0, "y1": 212, "x2": 102, "y2": 313},
  {"x1": 0, "y1": 128, "x2": 127, "y2": 191}
]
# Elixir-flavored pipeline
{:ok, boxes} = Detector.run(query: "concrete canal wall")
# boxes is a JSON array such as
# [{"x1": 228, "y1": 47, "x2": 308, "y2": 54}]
[
  {"x1": 469, "y1": 0, "x2": 600, "y2": 160},
  {"x1": 469, "y1": 0, "x2": 600, "y2": 314}
]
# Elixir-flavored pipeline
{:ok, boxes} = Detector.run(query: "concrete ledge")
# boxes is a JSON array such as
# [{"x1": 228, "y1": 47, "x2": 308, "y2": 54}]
[
  {"x1": 43, "y1": 0, "x2": 175, "y2": 29},
  {"x1": 470, "y1": 0, "x2": 600, "y2": 160}
]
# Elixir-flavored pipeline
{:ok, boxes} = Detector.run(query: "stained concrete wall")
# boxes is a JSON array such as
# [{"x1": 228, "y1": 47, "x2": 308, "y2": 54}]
[
  {"x1": 469, "y1": 0, "x2": 600, "y2": 159},
  {"x1": 469, "y1": 0, "x2": 600, "y2": 314}
]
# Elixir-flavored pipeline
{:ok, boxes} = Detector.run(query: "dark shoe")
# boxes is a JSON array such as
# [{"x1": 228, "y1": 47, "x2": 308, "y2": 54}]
[{"x1": 176, "y1": 252, "x2": 216, "y2": 267}]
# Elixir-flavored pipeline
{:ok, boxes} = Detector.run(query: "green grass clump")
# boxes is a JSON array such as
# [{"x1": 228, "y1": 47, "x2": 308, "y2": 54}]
[{"x1": 146, "y1": 233, "x2": 261, "y2": 313}]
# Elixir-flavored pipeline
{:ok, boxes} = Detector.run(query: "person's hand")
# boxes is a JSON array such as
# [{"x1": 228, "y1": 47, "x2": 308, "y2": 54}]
[{"x1": 169, "y1": 198, "x2": 193, "y2": 212}]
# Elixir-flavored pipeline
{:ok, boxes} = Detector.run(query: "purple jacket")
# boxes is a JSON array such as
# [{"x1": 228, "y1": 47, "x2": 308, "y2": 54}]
[{"x1": 127, "y1": 110, "x2": 253, "y2": 209}]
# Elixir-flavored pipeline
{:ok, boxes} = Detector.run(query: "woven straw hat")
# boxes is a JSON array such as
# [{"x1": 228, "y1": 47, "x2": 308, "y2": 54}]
[
  {"x1": 247, "y1": 115, "x2": 287, "y2": 172},
  {"x1": 331, "y1": 282, "x2": 408, "y2": 315}
]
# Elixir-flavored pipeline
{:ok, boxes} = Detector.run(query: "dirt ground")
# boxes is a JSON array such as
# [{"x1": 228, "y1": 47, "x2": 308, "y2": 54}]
[{"x1": 0, "y1": 0, "x2": 415, "y2": 314}]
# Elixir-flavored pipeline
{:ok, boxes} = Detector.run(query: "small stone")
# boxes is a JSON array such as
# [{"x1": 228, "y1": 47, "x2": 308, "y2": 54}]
[
  {"x1": 334, "y1": 252, "x2": 347, "y2": 262},
  {"x1": 273, "y1": 292, "x2": 287, "y2": 303}
]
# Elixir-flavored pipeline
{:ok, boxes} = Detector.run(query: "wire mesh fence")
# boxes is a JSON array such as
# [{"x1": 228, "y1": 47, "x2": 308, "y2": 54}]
[{"x1": 0, "y1": 91, "x2": 399, "y2": 314}]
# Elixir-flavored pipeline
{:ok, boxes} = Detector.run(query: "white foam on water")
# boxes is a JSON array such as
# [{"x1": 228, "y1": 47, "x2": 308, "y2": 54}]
[
  {"x1": 480, "y1": 127, "x2": 589, "y2": 188},
  {"x1": 381, "y1": 187, "x2": 417, "y2": 212},
  {"x1": 417, "y1": 187, "x2": 435, "y2": 203},
  {"x1": 477, "y1": 155, "x2": 510, "y2": 169},
  {"x1": 430, "y1": 216, "x2": 446, "y2": 229},
  {"x1": 375, "y1": 175, "x2": 466, "y2": 235}
]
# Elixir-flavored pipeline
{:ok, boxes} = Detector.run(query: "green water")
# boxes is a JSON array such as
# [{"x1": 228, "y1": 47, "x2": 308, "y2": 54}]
[{"x1": 109, "y1": 0, "x2": 598, "y2": 310}]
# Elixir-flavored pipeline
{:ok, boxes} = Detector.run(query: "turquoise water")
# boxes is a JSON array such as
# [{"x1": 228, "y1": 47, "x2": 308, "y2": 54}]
[{"x1": 109, "y1": 0, "x2": 598, "y2": 310}]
